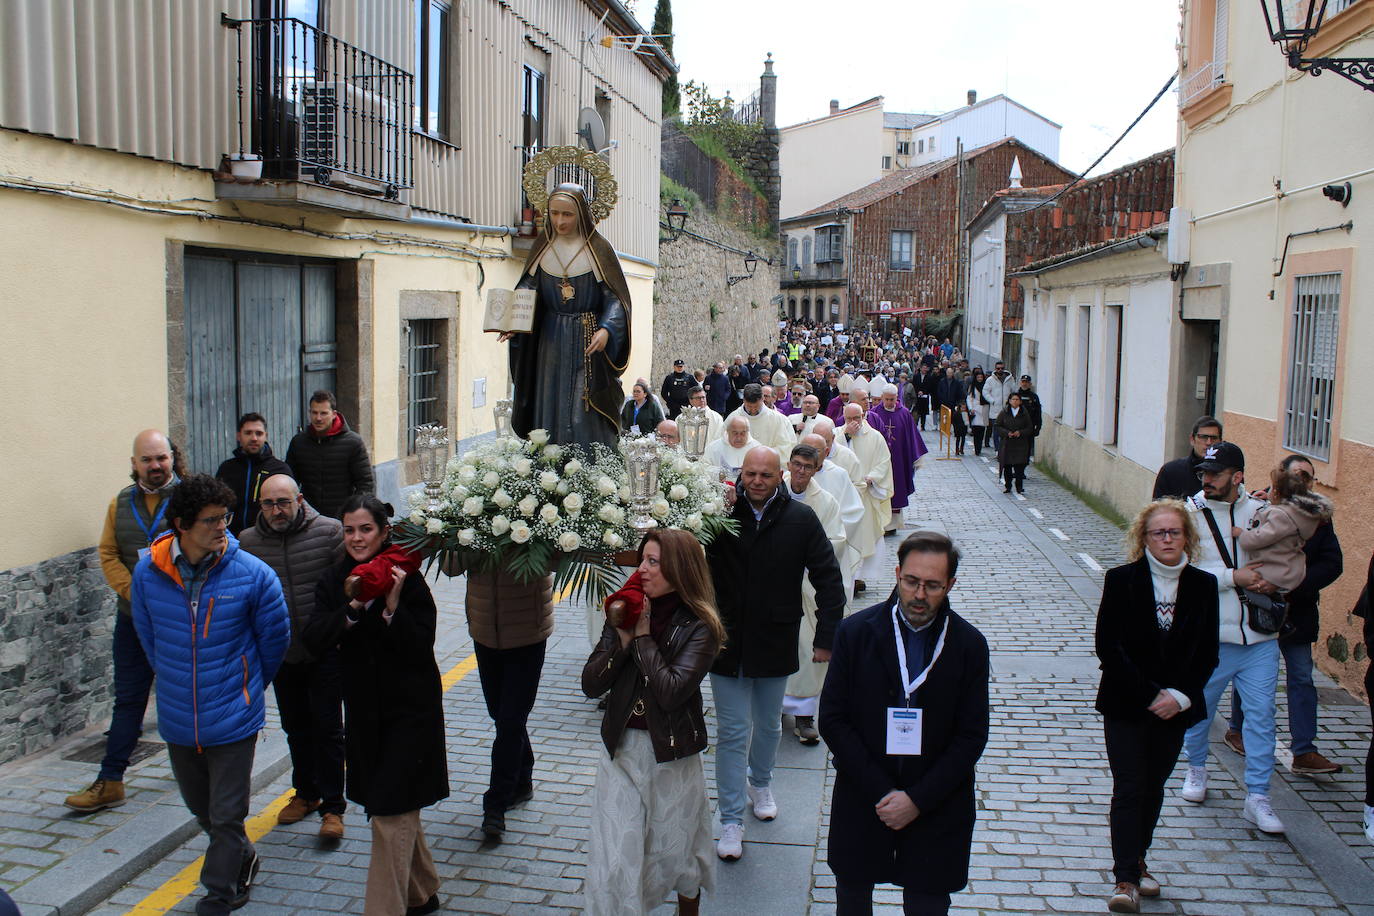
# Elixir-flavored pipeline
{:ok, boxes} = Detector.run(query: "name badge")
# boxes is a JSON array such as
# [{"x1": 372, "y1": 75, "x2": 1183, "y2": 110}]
[
  {"x1": 886, "y1": 707, "x2": 923, "y2": 756},
  {"x1": 629, "y1": 424, "x2": 641, "y2": 435}
]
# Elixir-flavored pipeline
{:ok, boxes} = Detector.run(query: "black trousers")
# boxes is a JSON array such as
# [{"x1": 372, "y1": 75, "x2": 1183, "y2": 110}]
[
  {"x1": 273, "y1": 652, "x2": 346, "y2": 815},
  {"x1": 474, "y1": 639, "x2": 546, "y2": 814},
  {"x1": 1002, "y1": 463, "x2": 1026, "y2": 489},
  {"x1": 836, "y1": 880, "x2": 950, "y2": 915},
  {"x1": 167, "y1": 736, "x2": 256, "y2": 915},
  {"x1": 971, "y1": 426, "x2": 985, "y2": 456},
  {"x1": 1103, "y1": 715, "x2": 1188, "y2": 885}
]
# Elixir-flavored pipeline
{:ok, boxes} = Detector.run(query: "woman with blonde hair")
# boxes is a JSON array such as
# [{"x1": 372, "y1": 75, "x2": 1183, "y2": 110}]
[
  {"x1": 581, "y1": 529, "x2": 725, "y2": 915},
  {"x1": 1095, "y1": 499, "x2": 1219, "y2": 913}
]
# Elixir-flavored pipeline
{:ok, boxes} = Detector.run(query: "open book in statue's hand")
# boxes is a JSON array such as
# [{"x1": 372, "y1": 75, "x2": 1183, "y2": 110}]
[{"x1": 483, "y1": 288, "x2": 536, "y2": 334}]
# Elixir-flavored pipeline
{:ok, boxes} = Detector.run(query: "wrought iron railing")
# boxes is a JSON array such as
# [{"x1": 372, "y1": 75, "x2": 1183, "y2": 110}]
[
  {"x1": 1180, "y1": 60, "x2": 1225, "y2": 108},
  {"x1": 223, "y1": 15, "x2": 413, "y2": 196}
]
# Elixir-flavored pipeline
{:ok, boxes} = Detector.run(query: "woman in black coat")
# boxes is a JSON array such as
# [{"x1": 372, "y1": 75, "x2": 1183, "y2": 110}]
[
  {"x1": 994, "y1": 392, "x2": 1034, "y2": 493},
  {"x1": 1095, "y1": 499, "x2": 1219, "y2": 913},
  {"x1": 307, "y1": 495, "x2": 448, "y2": 916},
  {"x1": 620, "y1": 381, "x2": 665, "y2": 434}
]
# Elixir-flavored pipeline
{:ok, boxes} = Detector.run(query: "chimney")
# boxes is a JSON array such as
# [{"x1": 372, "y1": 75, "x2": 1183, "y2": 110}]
[
  {"x1": 967, "y1": 89, "x2": 977, "y2": 107},
  {"x1": 829, "y1": 99, "x2": 839, "y2": 116}
]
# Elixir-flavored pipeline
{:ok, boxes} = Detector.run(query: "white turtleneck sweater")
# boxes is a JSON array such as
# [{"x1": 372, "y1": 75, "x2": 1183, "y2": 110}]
[{"x1": 1146, "y1": 549, "x2": 1191, "y2": 712}]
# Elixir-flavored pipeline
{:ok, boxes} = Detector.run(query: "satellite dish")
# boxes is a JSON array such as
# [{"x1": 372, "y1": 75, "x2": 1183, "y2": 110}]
[{"x1": 578, "y1": 107, "x2": 608, "y2": 153}]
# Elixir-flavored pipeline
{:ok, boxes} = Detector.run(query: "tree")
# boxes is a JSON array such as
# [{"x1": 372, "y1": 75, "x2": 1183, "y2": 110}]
[{"x1": 652, "y1": 0, "x2": 679, "y2": 118}]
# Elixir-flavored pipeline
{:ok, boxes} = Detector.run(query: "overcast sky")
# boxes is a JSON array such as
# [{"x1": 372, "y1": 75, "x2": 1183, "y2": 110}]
[{"x1": 655, "y1": 0, "x2": 1181, "y2": 177}]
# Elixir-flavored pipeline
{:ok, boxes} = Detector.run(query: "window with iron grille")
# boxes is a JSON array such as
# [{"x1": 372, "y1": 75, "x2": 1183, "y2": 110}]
[
  {"x1": 406, "y1": 319, "x2": 442, "y2": 453},
  {"x1": 1284, "y1": 272, "x2": 1340, "y2": 461},
  {"x1": 890, "y1": 230, "x2": 914, "y2": 271}
]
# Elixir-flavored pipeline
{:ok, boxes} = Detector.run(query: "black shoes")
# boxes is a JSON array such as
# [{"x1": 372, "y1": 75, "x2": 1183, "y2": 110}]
[
  {"x1": 1004, "y1": 485, "x2": 1012, "y2": 493},
  {"x1": 508, "y1": 783, "x2": 534, "y2": 809},
  {"x1": 407, "y1": 894, "x2": 442, "y2": 915},
  {"x1": 481, "y1": 810, "x2": 505, "y2": 843}
]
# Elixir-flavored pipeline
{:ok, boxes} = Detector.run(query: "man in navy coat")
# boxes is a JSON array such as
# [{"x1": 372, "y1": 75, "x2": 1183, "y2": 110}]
[{"x1": 819, "y1": 531, "x2": 989, "y2": 915}]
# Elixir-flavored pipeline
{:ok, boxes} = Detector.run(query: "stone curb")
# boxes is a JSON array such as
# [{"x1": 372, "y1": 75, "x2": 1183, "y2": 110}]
[{"x1": 10, "y1": 732, "x2": 292, "y2": 916}]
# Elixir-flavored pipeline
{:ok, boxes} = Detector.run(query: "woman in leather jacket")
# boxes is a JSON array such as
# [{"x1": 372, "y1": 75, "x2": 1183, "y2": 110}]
[{"x1": 581, "y1": 529, "x2": 726, "y2": 916}]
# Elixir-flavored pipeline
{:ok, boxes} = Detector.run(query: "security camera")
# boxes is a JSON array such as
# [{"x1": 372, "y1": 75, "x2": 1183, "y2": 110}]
[{"x1": 1322, "y1": 182, "x2": 1352, "y2": 207}]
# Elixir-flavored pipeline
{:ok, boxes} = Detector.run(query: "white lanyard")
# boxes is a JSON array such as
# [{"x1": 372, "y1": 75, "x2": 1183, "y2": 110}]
[{"x1": 891, "y1": 606, "x2": 950, "y2": 702}]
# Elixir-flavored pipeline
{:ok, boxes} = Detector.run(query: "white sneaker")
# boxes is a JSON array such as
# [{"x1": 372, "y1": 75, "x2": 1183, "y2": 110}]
[
  {"x1": 716, "y1": 822, "x2": 743, "y2": 861},
  {"x1": 1362, "y1": 805, "x2": 1374, "y2": 844},
  {"x1": 747, "y1": 784, "x2": 777, "y2": 821},
  {"x1": 1181, "y1": 766, "x2": 1207, "y2": 803},
  {"x1": 1244, "y1": 794, "x2": 1285, "y2": 834}
]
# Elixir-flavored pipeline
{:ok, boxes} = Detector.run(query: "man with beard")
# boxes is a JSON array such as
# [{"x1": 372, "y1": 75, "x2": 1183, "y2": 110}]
[
  {"x1": 819, "y1": 531, "x2": 990, "y2": 915},
  {"x1": 65, "y1": 429, "x2": 180, "y2": 812},
  {"x1": 216, "y1": 412, "x2": 291, "y2": 536},
  {"x1": 285, "y1": 390, "x2": 374, "y2": 520},
  {"x1": 238, "y1": 474, "x2": 346, "y2": 840}
]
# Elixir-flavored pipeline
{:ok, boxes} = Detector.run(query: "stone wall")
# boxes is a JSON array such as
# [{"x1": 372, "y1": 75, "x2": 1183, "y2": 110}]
[
  {"x1": 0, "y1": 548, "x2": 115, "y2": 763},
  {"x1": 650, "y1": 207, "x2": 781, "y2": 380}
]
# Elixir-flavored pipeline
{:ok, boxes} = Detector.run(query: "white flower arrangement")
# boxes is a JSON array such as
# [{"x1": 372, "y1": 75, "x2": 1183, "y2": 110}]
[{"x1": 394, "y1": 431, "x2": 738, "y2": 604}]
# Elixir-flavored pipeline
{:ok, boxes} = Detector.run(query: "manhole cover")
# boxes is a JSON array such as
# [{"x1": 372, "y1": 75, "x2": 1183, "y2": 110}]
[{"x1": 62, "y1": 738, "x2": 164, "y2": 767}]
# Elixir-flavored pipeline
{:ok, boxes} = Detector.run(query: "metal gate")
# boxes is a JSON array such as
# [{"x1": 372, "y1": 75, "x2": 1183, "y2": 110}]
[{"x1": 184, "y1": 250, "x2": 337, "y2": 472}]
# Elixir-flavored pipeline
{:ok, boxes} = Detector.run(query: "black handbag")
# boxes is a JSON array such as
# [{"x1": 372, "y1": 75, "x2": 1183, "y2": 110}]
[{"x1": 1199, "y1": 506, "x2": 1287, "y2": 636}]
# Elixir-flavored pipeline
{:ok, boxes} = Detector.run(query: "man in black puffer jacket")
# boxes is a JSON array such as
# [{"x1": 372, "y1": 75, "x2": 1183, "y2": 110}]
[
  {"x1": 215, "y1": 412, "x2": 291, "y2": 536},
  {"x1": 238, "y1": 473, "x2": 347, "y2": 840},
  {"x1": 285, "y1": 390, "x2": 374, "y2": 520},
  {"x1": 705, "y1": 446, "x2": 846, "y2": 860}
]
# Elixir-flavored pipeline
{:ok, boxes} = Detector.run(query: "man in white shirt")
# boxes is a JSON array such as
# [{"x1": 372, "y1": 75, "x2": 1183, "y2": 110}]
[{"x1": 686, "y1": 386, "x2": 723, "y2": 441}]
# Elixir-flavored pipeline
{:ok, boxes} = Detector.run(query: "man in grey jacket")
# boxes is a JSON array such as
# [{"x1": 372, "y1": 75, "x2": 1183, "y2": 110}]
[{"x1": 238, "y1": 474, "x2": 346, "y2": 841}]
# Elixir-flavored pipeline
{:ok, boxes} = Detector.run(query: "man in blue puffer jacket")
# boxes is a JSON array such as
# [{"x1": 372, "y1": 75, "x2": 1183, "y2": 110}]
[{"x1": 131, "y1": 474, "x2": 290, "y2": 916}]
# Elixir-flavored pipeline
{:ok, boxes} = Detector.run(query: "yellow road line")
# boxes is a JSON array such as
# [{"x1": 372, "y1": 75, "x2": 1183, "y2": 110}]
[{"x1": 127, "y1": 648, "x2": 479, "y2": 915}]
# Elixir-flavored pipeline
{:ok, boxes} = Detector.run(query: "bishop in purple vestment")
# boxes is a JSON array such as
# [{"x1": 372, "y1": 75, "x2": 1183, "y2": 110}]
[{"x1": 866, "y1": 387, "x2": 926, "y2": 509}]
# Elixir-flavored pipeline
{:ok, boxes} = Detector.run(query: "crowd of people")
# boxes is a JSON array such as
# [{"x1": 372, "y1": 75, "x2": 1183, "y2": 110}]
[{"x1": 59, "y1": 316, "x2": 1374, "y2": 916}]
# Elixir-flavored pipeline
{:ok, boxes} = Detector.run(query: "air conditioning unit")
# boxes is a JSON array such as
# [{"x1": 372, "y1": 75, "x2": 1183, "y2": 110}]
[{"x1": 300, "y1": 80, "x2": 402, "y2": 197}]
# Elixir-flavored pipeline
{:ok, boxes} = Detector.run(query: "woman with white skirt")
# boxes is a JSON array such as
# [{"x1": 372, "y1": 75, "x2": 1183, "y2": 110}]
[{"x1": 581, "y1": 529, "x2": 724, "y2": 915}]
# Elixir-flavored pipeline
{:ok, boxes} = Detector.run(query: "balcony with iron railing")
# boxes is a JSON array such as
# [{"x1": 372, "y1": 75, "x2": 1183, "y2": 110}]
[
  {"x1": 781, "y1": 260, "x2": 847, "y2": 287},
  {"x1": 216, "y1": 15, "x2": 414, "y2": 219}
]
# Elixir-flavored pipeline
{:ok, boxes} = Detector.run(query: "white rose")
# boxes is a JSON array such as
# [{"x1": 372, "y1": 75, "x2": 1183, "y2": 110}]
[
  {"x1": 557, "y1": 531, "x2": 581, "y2": 552},
  {"x1": 650, "y1": 498, "x2": 671, "y2": 519},
  {"x1": 596, "y1": 476, "x2": 618, "y2": 496},
  {"x1": 509, "y1": 521, "x2": 532, "y2": 544},
  {"x1": 563, "y1": 458, "x2": 583, "y2": 476},
  {"x1": 539, "y1": 503, "x2": 560, "y2": 525},
  {"x1": 555, "y1": 481, "x2": 570, "y2": 496},
  {"x1": 602, "y1": 530, "x2": 624, "y2": 549},
  {"x1": 598, "y1": 504, "x2": 625, "y2": 525},
  {"x1": 668, "y1": 484, "x2": 689, "y2": 501},
  {"x1": 528, "y1": 429, "x2": 550, "y2": 447},
  {"x1": 482, "y1": 471, "x2": 500, "y2": 489},
  {"x1": 563, "y1": 493, "x2": 584, "y2": 513},
  {"x1": 538, "y1": 471, "x2": 559, "y2": 492},
  {"x1": 409, "y1": 510, "x2": 425, "y2": 525},
  {"x1": 490, "y1": 515, "x2": 511, "y2": 535},
  {"x1": 491, "y1": 488, "x2": 514, "y2": 509},
  {"x1": 458, "y1": 528, "x2": 476, "y2": 546},
  {"x1": 490, "y1": 456, "x2": 509, "y2": 471},
  {"x1": 674, "y1": 457, "x2": 693, "y2": 474},
  {"x1": 518, "y1": 494, "x2": 540, "y2": 517},
  {"x1": 462, "y1": 496, "x2": 484, "y2": 516},
  {"x1": 617, "y1": 486, "x2": 632, "y2": 502},
  {"x1": 425, "y1": 517, "x2": 445, "y2": 534},
  {"x1": 685, "y1": 513, "x2": 703, "y2": 531},
  {"x1": 706, "y1": 498, "x2": 725, "y2": 515},
  {"x1": 543, "y1": 445, "x2": 563, "y2": 462},
  {"x1": 449, "y1": 483, "x2": 469, "y2": 501},
  {"x1": 458, "y1": 466, "x2": 477, "y2": 483},
  {"x1": 513, "y1": 458, "x2": 533, "y2": 477}
]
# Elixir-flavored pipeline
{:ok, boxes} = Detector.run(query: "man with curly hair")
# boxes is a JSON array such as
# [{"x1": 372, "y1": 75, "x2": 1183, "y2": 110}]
[{"x1": 130, "y1": 474, "x2": 290, "y2": 915}]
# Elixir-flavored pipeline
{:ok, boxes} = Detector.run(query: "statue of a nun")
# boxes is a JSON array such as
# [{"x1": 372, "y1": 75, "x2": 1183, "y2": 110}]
[{"x1": 504, "y1": 183, "x2": 631, "y2": 451}]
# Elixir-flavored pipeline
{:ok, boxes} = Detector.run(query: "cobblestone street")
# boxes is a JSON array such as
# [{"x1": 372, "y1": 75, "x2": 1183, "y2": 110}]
[{"x1": 4, "y1": 430, "x2": 1372, "y2": 915}]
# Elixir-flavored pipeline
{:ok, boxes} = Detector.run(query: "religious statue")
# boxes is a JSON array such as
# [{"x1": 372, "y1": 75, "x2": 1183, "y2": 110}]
[{"x1": 504, "y1": 153, "x2": 631, "y2": 451}]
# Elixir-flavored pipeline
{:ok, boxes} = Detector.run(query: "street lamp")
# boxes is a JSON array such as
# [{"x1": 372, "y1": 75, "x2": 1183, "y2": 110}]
[
  {"x1": 661, "y1": 198, "x2": 689, "y2": 242},
  {"x1": 1259, "y1": 0, "x2": 1374, "y2": 92},
  {"x1": 727, "y1": 251, "x2": 759, "y2": 287}
]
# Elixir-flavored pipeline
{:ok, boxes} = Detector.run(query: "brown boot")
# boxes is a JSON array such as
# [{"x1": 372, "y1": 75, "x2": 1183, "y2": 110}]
[
  {"x1": 277, "y1": 795, "x2": 321, "y2": 825},
  {"x1": 1223, "y1": 728, "x2": 1245, "y2": 756},
  {"x1": 319, "y1": 812, "x2": 345, "y2": 839},
  {"x1": 1291, "y1": 751, "x2": 1342, "y2": 775},
  {"x1": 677, "y1": 893, "x2": 701, "y2": 916},
  {"x1": 64, "y1": 779, "x2": 126, "y2": 812},
  {"x1": 1107, "y1": 882, "x2": 1140, "y2": 913},
  {"x1": 1137, "y1": 859, "x2": 1160, "y2": 896}
]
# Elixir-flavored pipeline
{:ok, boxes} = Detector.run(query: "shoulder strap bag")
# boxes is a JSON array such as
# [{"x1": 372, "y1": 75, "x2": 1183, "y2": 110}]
[{"x1": 1199, "y1": 505, "x2": 1286, "y2": 635}]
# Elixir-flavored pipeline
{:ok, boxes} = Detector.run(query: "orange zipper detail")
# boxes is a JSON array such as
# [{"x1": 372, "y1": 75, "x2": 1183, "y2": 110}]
[
  {"x1": 202, "y1": 597, "x2": 215, "y2": 639},
  {"x1": 241, "y1": 655, "x2": 250, "y2": 706}
]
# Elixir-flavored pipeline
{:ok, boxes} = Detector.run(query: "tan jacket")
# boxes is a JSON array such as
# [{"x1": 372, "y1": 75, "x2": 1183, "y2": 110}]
[
  {"x1": 1238, "y1": 491, "x2": 1335, "y2": 592},
  {"x1": 463, "y1": 569, "x2": 554, "y2": 650}
]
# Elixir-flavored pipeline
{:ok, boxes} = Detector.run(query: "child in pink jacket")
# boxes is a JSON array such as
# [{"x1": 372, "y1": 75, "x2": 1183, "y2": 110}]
[{"x1": 1233, "y1": 469, "x2": 1334, "y2": 592}]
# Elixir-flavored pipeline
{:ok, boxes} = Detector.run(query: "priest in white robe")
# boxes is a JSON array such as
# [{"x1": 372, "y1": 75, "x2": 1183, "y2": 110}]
[
  {"x1": 725, "y1": 382, "x2": 796, "y2": 454},
  {"x1": 703, "y1": 415, "x2": 761, "y2": 480},
  {"x1": 841, "y1": 401, "x2": 893, "y2": 571}
]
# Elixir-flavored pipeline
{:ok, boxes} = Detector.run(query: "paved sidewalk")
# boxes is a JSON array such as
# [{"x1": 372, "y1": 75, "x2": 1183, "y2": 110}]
[{"x1": 3, "y1": 431, "x2": 1371, "y2": 915}]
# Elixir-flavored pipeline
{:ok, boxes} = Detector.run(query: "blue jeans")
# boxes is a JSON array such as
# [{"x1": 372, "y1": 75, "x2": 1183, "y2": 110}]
[
  {"x1": 99, "y1": 613, "x2": 155, "y2": 782},
  {"x1": 1184, "y1": 640, "x2": 1280, "y2": 795},
  {"x1": 1227, "y1": 639, "x2": 1317, "y2": 756},
  {"x1": 710, "y1": 673, "x2": 788, "y2": 825}
]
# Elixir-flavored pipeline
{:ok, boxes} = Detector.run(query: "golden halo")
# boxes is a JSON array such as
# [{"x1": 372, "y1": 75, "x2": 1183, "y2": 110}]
[{"x1": 522, "y1": 146, "x2": 619, "y2": 223}]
